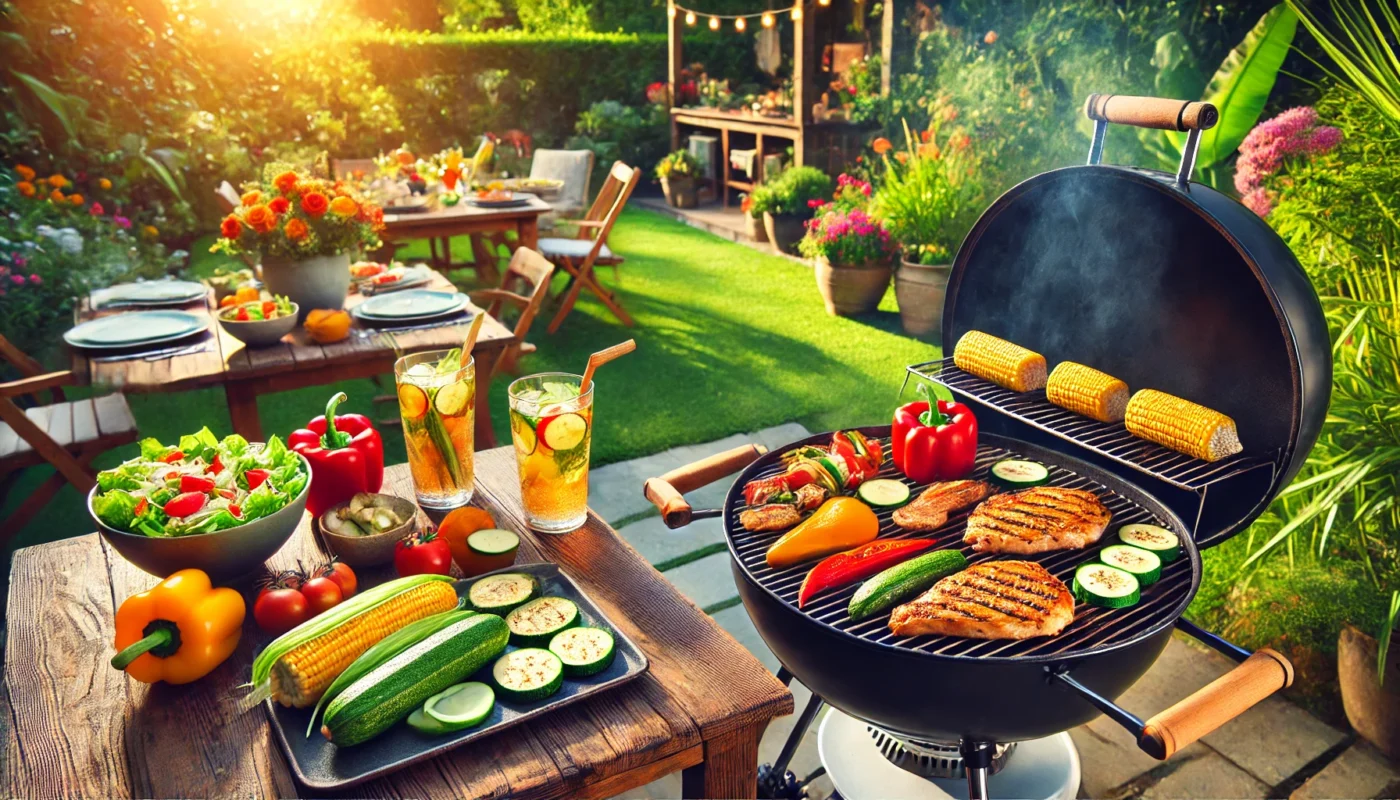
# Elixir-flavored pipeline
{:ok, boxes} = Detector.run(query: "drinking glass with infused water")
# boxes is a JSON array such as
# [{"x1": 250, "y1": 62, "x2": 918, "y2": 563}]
[
  {"x1": 395, "y1": 349, "x2": 475, "y2": 509},
  {"x1": 508, "y1": 373, "x2": 593, "y2": 533}
]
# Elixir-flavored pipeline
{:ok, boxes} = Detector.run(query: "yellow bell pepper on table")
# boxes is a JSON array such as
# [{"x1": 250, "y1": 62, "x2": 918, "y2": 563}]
[
  {"x1": 766, "y1": 497, "x2": 880, "y2": 569},
  {"x1": 110, "y1": 568, "x2": 246, "y2": 685}
]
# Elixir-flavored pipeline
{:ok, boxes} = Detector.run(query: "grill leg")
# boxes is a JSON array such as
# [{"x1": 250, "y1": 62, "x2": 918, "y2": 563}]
[
  {"x1": 757, "y1": 693, "x2": 825, "y2": 800},
  {"x1": 960, "y1": 740, "x2": 995, "y2": 800}
]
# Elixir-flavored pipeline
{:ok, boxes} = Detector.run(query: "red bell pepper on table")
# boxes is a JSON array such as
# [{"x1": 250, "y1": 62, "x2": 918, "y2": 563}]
[
  {"x1": 891, "y1": 382, "x2": 978, "y2": 484},
  {"x1": 797, "y1": 538, "x2": 937, "y2": 607},
  {"x1": 289, "y1": 392, "x2": 385, "y2": 517}
]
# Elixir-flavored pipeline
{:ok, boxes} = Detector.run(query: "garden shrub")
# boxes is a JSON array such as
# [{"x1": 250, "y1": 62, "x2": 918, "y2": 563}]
[
  {"x1": 749, "y1": 167, "x2": 833, "y2": 217},
  {"x1": 567, "y1": 100, "x2": 670, "y2": 190}
]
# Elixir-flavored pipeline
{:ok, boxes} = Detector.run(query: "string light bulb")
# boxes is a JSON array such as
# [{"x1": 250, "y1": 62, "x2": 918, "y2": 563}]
[
  {"x1": 668, "y1": 4, "x2": 676, "y2": 18},
  {"x1": 684, "y1": 9, "x2": 696, "y2": 24},
  {"x1": 791, "y1": 6, "x2": 802, "y2": 21},
  {"x1": 708, "y1": 15, "x2": 720, "y2": 29},
  {"x1": 734, "y1": 16, "x2": 746, "y2": 31},
  {"x1": 761, "y1": 11, "x2": 775, "y2": 27},
  {"x1": 817, "y1": 0, "x2": 830, "y2": 5}
]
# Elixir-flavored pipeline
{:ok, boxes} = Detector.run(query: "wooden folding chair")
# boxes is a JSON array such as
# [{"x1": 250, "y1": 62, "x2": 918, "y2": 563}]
[
  {"x1": 467, "y1": 247, "x2": 557, "y2": 381},
  {"x1": 537, "y1": 161, "x2": 641, "y2": 333},
  {"x1": 0, "y1": 335, "x2": 139, "y2": 537}
]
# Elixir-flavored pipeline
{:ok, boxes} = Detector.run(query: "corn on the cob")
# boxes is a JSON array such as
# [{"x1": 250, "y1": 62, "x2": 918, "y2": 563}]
[
  {"x1": 270, "y1": 579, "x2": 458, "y2": 707},
  {"x1": 953, "y1": 331, "x2": 1047, "y2": 392},
  {"x1": 1047, "y1": 362, "x2": 1129, "y2": 423},
  {"x1": 1125, "y1": 389, "x2": 1243, "y2": 462}
]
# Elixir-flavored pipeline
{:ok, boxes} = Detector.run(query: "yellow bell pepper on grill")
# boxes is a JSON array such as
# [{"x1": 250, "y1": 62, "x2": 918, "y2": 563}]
[
  {"x1": 766, "y1": 497, "x2": 880, "y2": 570},
  {"x1": 111, "y1": 569, "x2": 245, "y2": 685}
]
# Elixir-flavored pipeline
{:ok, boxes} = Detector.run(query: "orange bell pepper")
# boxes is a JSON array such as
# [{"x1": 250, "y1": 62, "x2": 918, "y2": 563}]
[
  {"x1": 110, "y1": 569, "x2": 246, "y2": 685},
  {"x1": 765, "y1": 497, "x2": 880, "y2": 570}
]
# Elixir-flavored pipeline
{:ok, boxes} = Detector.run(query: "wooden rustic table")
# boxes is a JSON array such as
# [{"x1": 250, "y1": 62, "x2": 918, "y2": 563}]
[
  {"x1": 69, "y1": 272, "x2": 515, "y2": 448},
  {"x1": 2, "y1": 453, "x2": 794, "y2": 798},
  {"x1": 382, "y1": 194, "x2": 550, "y2": 278}
]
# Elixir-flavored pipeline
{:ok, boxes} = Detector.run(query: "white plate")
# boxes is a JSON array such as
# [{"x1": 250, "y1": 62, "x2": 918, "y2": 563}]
[
  {"x1": 355, "y1": 290, "x2": 466, "y2": 320},
  {"x1": 96, "y1": 280, "x2": 207, "y2": 307},
  {"x1": 65, "y1": 311, "x2": 208, "y2": 351}
]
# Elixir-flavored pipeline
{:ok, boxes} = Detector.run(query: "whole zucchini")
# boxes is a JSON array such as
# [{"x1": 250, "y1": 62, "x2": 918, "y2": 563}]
[{"x1": 322, "y1": 613, "x2": 509, "y2": 746}]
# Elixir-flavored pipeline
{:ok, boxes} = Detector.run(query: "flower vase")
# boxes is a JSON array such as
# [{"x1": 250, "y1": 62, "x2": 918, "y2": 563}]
[
  {"x1": 764, "y1": 212, "x2": 808, "y2": 255},
  {"x1": 814, "y1": 257, "x2": 893, "y2": 316},
  {"x1": 260, "y1": 252, "x2": 351, "y2": 321},
  {"x1": 894, "y1": 259, "x2": 953, "y2": 340}
]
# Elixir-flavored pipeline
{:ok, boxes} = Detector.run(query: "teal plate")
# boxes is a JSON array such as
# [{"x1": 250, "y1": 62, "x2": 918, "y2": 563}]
[{"x1": 65, "y1": 310, "x2": 207, "y2": 350}]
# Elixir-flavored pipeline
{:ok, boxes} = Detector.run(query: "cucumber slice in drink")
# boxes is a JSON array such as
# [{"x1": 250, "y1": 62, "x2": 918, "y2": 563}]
[
  {"x1": 1116, "y1": 523, "x2": 1181, "y2": 563},
  {"x1": 990, "y1": 459, "x2": 1051, "y2": 489},
  {"x1": 856, "y1": 479, "x2": 911, "y2": 508},
  {"x1": 1099, "y1": 544, "x2": 1162, "y2": 586},
  {"x1": 539, "y1": 412, "x2": 588, "y2": 451},
  {"x1": 548, "y1": 627, "x2": 616, "y2": 677},
  {"x1": 424, "y1": 682, "x2": 495, "y2": 730},
  {"x1": 434, "y1": 381, "x2": 471, "y2": 417},
  {"x1": 510, "y1": 411, "x2": 538, "y2": 456},
  {"x1": 1072, "y1": 563, "x2": 1141, "y2": 609}
]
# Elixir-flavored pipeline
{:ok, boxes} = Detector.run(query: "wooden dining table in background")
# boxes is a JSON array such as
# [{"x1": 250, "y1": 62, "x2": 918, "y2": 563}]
[
  {"x1": 381, "y1": 194, "x2": 551, "y2": 282},
  {"x1": 68, "y1": 272, "x2": 516, "y2": 448}
]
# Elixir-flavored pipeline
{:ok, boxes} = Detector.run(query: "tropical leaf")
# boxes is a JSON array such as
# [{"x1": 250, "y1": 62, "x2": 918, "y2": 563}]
[
  {"x1": 9, "y1": 70, "x2": 78, "y2": 142},
  {"x1": 1289, "y1": 0, "x2": 1400, "y2": 126},
  {"x1": 138, "y1": 151, "x2": 186, "y2": 202}
]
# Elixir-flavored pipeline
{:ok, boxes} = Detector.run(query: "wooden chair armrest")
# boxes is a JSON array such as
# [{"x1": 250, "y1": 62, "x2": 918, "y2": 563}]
[
  {"x1": 574, "y1": 220, "x2": 606, "y2": 228},
  {"x1": 468, "y1": 289, "x2": 531, "y2": 309},
  {"x1": 519, "y1": 342, "x2": 537, "y2": 355},
  {"x1": 0, "y1": 371, "x2": 75, "y2": 398}
]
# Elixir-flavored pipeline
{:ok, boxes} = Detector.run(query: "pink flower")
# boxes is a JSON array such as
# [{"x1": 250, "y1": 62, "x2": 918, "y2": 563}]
[
  {"x1": 89, "y1": 202, "x2": 104, "y2": 216},
  {"x1": 1242, "y1": 187, "x2": 1273, "y2": 217},
  {"x1": 11, "y1": 255, "x2": 24, "y2": 268},
  {"x1": 113, "y1": 215, "x2": 132, "y2": 229},
  {"x1": 9, "y1": 274, "x2": 24, "y2": 286},
  {"x1": 1234, "y1": 106, "x2": 1343, "y2": 201},
  {"x1": 28, "y1": 273, "x2": 41, "y2": 285},
  {"x1": 0, "y1": 286, "x2": 6, "y2": 297}
]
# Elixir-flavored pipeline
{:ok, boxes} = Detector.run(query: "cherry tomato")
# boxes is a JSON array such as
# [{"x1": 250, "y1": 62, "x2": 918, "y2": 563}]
[
  {"x1": 321, "y1": 560, "x2": 357, "y2": 598},
  {"x1": 158, "y1": 450, "x2": 185, "y2": 464},
  {"x1": 236, "y1": 307, "x2": 250, "y2": 321},
  {"x1": 394, "y1": 529, "x2": 453, "y2": 577},
  {"x1": 163, "y1": 491, "x2": 206, "y2": 518},
  {"x1": 300, "y1": 575, "x2": 343, "y2": 615},
  {"x1": 134, "y1": 497, "x2": 148, "y2": 516},
  {"x1": 244, "y1": 468, "x2": 271, "y2": 490},
  {"x1": 179, "y1": 475, "x2": 216, "y2": 494},
  {"x1": 229, "y1": 503, "x2": 242, "y2": 518},
  {"x1": 253, "y1": 588, "x2": 309, "y2": 636},
  {"x1": 262, "y1": 301, "x2": 277, "y2": 318},
  {"x1": 208, "y1": 454, "x2": 224, "y2": 475}
]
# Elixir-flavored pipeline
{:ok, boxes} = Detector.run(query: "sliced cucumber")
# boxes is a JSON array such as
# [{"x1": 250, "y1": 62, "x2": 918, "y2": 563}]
[
  {"x1": 510, "y1": 411, "x2": 538, "y2": 456},
  {"x1": 434, "y1": 381, "x2": 471, "y2": 417},
  {"x1": 549, "y1": 627, "x2": 616, "y2": 677},
  {"x1": 1117, "y1": 524, "x2": 1181, "y2": 563},
  {"x1": 468, "y1": 572, "x2": 540, "y2": 615},
  {"x1": 857, "y1": 479, "x2": 911, "y2": 509},
  {"x1": 492, "y1": 648, "x2": 564, "y2": 702},
  {"x1": 468, "y1": 528, "x2": 520, "y2": 557},
  {"x1": 505, "y1": 596, "x2": 580, "y2": 647},
  {"x1": 990, "y1": 459, "x2": 1051, "y2": 489},
  {"x1": 540, "y1": 412, "x2": 588, "y2": 451},
  {"x1": 424, "y1": 681, "x2": 495, "y2": 730},
  {"x1": 1072, "y1": 563, "x2": 1141, "y2": 609},
  {"x1": 1100, "y1": 544, "x2": 1162, "y2": 586},
  {"x1": 407, "y1": 707, "x2": 452, "y2": 735}
]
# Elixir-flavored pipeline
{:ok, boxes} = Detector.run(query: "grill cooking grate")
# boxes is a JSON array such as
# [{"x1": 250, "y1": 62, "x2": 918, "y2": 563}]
[
  {"x1": 726, "y1": 438, "x2": 1196, "y2": 661},
  {"x1": 905, "y1": 357, "x2": 1278, "y2": 492}
]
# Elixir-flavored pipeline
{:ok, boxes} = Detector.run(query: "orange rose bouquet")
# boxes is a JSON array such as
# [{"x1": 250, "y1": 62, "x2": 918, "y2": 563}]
[{"x1": 212, "y1": 170, "x2": 383, "y2": 260}]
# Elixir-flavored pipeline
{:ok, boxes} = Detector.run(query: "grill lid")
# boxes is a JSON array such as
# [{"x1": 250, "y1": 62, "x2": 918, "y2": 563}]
[{"x1": 939, "y1": 160, "x2": 1330, "y2": 548}]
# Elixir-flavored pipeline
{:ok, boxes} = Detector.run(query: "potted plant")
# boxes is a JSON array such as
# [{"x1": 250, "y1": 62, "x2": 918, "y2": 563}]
[
  {"x1": 656, "y1": 150, "x2": 701, "y2": 209},
  {"x1": 1340, "y1": 591, "x2": 1400, "y2": 758},
  {"x1": 213, "y1": 169, "x2": 383, "y2": 318},
  {"x1": 750, "y1": 167, "x2": 834, "y2": 255},
  {"x1": 870, "y1": 118, "x2": 985, "y2": 339},
  {"x1": 739, "y1": 193, "x2": 767, "y2": 243},
  {"x1": 799, "y1": 207, "x2": 899, "y2": 316}
]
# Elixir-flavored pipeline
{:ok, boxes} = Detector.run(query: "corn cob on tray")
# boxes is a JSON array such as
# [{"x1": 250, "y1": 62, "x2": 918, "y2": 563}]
[
  {"x1": 1125, "y1": 389, "x2": 1243, "y2": 462},
  {"x1": 1047, "y1": 362, "x2": 1130, "y2": 423},
  {"x1": 953, "y1": 331, "x2": 1048, "y2": 392}
]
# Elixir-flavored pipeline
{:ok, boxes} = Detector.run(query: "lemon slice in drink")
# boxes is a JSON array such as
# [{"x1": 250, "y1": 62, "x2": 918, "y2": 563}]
[
  {"x1": 398, "y1": 384, "x2": 429, "y2": 419},
  {"x1": 434, "y1": 381, "x2": 471, "y2": 417}
]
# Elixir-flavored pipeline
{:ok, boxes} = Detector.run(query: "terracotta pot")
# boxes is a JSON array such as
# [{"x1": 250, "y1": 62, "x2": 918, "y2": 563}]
[
  {"x1": 661, "y1": 176, "x2": 698, "y2": 209},
  {"x1": 894, "y1": 259, "x2": 953, "y2": 339},
  {"x1": 744, "y1": 213, "x2": 768, "y2": 243},
  {"x1": 814, "y1": 257, "x2": 893, "y2": 316},
  {"x1": 260, "y1": 252, "x2": 351, "y2": 321},
  {"x1": 1340, "y1": 624, "x2": 1400, "y2": 758},
  {"x1": 764, "y1": 212, "x2": 808, "y2": 255}
]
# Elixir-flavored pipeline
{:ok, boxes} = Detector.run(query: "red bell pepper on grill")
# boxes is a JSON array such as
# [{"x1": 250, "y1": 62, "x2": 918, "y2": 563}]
[
  {"x1": 892, "y1": 382, "x2": 978, "y2": 484},
  {"x1": 288, "y1": 392, "x2": 384, "y2": 517},
  {"x1": 797, "y1": 539, "x2": 937, "y2": 607}
]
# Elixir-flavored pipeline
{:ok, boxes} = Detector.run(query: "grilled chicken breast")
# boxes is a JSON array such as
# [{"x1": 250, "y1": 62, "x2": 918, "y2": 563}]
[
  {"x1": 892, "y1": 480, "x2": 993, "y2": 531},
  {"x1": 963, "y1": 487, "x2": 1110, "y2": 554},
  {"x1": 739, "y1": 504, "x2": 804, "y2": 532},
  {"x1": 889, "y1": 560, "x2": 1074, "y2": 639}
]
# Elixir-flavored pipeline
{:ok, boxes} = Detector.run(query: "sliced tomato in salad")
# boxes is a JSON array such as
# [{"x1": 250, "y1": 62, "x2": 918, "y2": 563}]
[
  {"x1": 159, "y1": 450, "x2": 185, "y2": 464},
  {"x1": 179, "y1": 475, "x2": 216, "y2": 494},
  {"x1": 164, "y1": 492, "x2": 207, "y2": 518},
  {"x1": 244, "y1": 468, "x2": 270, "y2": 490}
]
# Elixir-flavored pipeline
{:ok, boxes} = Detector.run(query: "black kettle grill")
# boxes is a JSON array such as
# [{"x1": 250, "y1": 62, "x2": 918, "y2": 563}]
[{"x1": 644, "y1": 95, "x2": 1332, "y2": 800}]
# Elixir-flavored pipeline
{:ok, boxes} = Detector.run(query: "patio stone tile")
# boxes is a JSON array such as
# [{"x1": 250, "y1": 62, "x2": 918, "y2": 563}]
[
  {"x1": 1069, "y1": 720, "x2": 1208, "y2": 797},
  {"x1": 588, "y1": 423, "x2": 811, "y2": 525},
  {"x1": 614, "y1": 513, "x2": 726, "y2": 567},
  {"x1": 1290, "y1": 741, "x2": 1400, "y2": 800},
  {"x1": 660, "y1": 550, "x2": 738, "y2": 610},
  {"x1": 1141, "y1": 750, "x2": 1270, "y2": 799}
]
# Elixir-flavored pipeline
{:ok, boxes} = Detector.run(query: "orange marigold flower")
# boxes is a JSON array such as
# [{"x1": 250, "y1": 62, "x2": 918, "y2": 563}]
[
  {"x1": 273, "y1": 171, "x2": 300, "y2": 194},
  {"x1": 143, "y1": 225, "x2": 159, "y2": 240},
  {"x1": 98, "y1": 178, "x2": 112, "y2": 190},
  {"x1": 895, "y1": 151, "x2": 910, "y2": 164},
  {"x1": 920, "y1": 129, "x2": 933, "y2": 143},
  {"x1": 49, "y1": 189, "x2": 64, "y2": 203},
  {"x1": 48, "y1": 174, "x2": 69, "y2": 189},
  {"x1": 69, "y1": 193, "x2": 84, "y2": 206},
  {"x1": 984, "y1": 30, "x2": 998, "y2": 44},
  {"x1": 241, "y1": 190, "x2": 262, "y2": 207},
  {"x1": 300, "y1": 192, "x2": 329, "y2": 217},
  {"x1": 919, "y1": 142, "x2": 942, "y2": 160},
  {"x1": 15, "y1": 165, "x2": 35, "y2": 182},
  {"x1": 16, "y1": 181, "x2": 35, "y2": 198},
  {"x1": 872, "y1": 137, "x2": 893, "y2": 155},
  {"x1": 220, "y1": 215, "x2": 242, "y2": 239},
  {"x1": 268, "y1": 196, "x2": 290, "y2": 215},
  {"x1": 328, "y1": 195, "x2": 358, "y2": 216},
  {"x1": 245, "y1": 204, "x2": 277, "y2": 234},
  {"x1": 284, "y1": 218, "x2": 309, "y2": 241}
]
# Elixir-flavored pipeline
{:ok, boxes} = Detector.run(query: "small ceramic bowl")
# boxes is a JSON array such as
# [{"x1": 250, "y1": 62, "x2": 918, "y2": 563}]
[
  {"x1": 218, "y1": 301, "x2": 299, "y2": 347},
  {"x1": 318, "y1": 494, "x2": 418, "y2": 567}
]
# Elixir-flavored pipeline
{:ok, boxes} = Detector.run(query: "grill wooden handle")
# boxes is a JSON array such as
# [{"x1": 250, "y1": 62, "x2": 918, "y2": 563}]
[
  {"x1": 1138, "y1": 648, "x2": 1293, "y2": 759},
  {"x1": 642, "y1": 444, "x2": 768, "y2": 529},
  {"x1": 1084, "y1": 94, "x2": 1218, "y2": 132}
]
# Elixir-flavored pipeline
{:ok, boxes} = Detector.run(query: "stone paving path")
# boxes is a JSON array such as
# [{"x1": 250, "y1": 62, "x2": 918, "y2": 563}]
[{"x1": 599, "y1": 427, "x2": 1400, "y2": 799}]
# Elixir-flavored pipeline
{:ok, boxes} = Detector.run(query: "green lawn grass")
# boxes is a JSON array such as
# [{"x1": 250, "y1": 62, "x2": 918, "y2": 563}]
[{"x1": 3, "y1": 208, "x2": 940, "y2": 583}]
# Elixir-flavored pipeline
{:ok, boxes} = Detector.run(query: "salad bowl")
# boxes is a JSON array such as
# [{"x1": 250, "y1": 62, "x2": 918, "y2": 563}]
[
  {"x1": 88, "y1": 431, "x2": 312, "y2": 582},
  {"x1": 218, "y1": 298, "x2": 299, "y2": 347}
]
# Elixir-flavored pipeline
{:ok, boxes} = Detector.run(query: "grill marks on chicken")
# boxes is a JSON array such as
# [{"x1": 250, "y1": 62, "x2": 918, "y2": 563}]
[
  {"x1": 889, "y1": 560, "x2": 1074, "y2": 639},
  {"x1": 964, "y1": 487, "x2": 1111, "y2": 554},
  {"x1": 891, "y1": 480, "x2": 993, "y2": 531}
]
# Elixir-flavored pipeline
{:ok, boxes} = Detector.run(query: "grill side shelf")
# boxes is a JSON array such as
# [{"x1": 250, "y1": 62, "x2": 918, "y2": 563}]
[{"x1": 906, "y1": 358, "x2": 1279, "y2": 493}]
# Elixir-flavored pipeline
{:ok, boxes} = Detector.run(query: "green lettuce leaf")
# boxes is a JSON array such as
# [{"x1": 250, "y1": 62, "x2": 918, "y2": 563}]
[
  {"x1": 139, "y1": 437, "x2": 171, "y2": 461},
  {"x1": 241, "y1": 484, "x2": 289, "y2": 521},
  {"x1": 219, "y1": 433, "x2": 250, "y2": 457},
  {"x1": 92, "y1": 490, "x2": 139, "y2": 531},
  {"x1": 97, "y1": 462, "x2": 154, "y2": 492},
  {"x1": 178, "y1": 427, "x2": 220, "y2": 462},
  {"x1": 177, "y1": 509, "x2": 242, "y2": 535}
]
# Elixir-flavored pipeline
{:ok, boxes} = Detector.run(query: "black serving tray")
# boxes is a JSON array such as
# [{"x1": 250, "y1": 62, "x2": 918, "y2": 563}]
[{"x1": 265, "y1": 562, "x2": 650, "y2": 790}]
